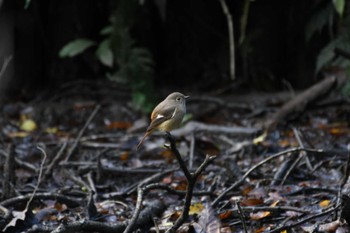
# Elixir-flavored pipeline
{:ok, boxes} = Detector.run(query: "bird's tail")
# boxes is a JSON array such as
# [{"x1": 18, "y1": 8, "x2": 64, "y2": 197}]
[{"x1": 136, "y1": 131, "x2": 151, "y2": 150}]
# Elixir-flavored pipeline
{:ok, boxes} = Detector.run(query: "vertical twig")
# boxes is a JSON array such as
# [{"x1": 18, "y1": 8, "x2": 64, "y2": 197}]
[
  {"x1": 280, "y1": 128, "x2": 312, "y2": 185},
  {"x1": 218, "y1": 0, "x2": 235, "y2": 80},
  {"x1": 165, "y1": 132, "x2": 216, "y2": 233},
  {"x1": 0, "y1": 56, "x2": 12, "y2": 80},
  {"x1": 189, "y1": 132, "x2": 195, "y2": 169},
  {"x1": 2, "y1": 144, "x2": 15, "y2": 199},
  {"x1": 236, "y1": 201, "x2": 248, "y2": 233},
  {"x1": 124, "y1": 183, "x2": 167, "y2": 233},
  {"x1": 239, "y1": 0, "x2": 250, "y2": 44},
  {"x1": 166, "y1": 132, "x2": 192, "y2": 180},
  {"x1": 293, "y1": 127, "x2": 312, "y2": 170},
  {"x1": 123, "y1": 133, "x2": 216, "y2": 233},
  {"x1": 44, "y1": 141, "x2": 68, "y2": 179}
]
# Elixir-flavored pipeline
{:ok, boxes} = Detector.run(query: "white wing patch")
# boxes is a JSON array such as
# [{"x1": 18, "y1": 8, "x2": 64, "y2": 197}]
[
  {"x1": 156, "y1": 114, "x2": 165, "y2": 119},
  {"x1": 171, "y1": 107, "x2": 177, "y2": 118}
]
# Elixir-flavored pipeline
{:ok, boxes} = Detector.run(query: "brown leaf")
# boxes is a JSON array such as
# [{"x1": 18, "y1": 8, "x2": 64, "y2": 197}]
[
  {"x1": 218, "y1": 210, "x2": 233, "y2": 220},
  {"x1": 250, "y1": 211, "x2": 271, "y2": 220},
  {"x1": 254, "y1": 226, "x2": 267, "y2": 233},
  {"x1": 54, "y1": 202, "x2": 67, "y2": 212},
  {"x1": 319, "y1": 199, "x2": 331, "y2": 208},
  {"x1": 106, "y1": 121, "x2": 132, "y2": 129},
  {"x1": 240, "y1": 198, "x2": 263, "y2": 206}
]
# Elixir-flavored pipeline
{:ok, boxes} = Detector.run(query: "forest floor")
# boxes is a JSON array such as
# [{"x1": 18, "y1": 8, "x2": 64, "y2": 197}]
[{"x1": 1, "y1": 79, "x2": 350, "y2": 233}]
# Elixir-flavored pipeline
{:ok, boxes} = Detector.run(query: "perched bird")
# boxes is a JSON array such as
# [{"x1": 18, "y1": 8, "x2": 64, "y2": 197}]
[{"x1": 137, "y1": 92, "x2": 189, "y2": 150}]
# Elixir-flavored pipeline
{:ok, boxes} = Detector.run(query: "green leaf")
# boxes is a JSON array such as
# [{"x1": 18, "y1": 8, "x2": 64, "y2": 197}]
[
  {"x1": 305, "y1": 3, "x2": 333, "y2": 42},
  {"x1": 333, "y1": 0, "x2": 345, "y2": 17},
  {"x1": 316, "y1": 34, "x2": 350, "y2": 73},
  {"x1": 24, "y1": 0, "x2": 31, "y2": 9},
  {"x1": 316, "y1": 40, "x2": 337, "y2": 73},
  {"x1": 100, "y1": 25, "x2": 113, "y2": 35},
  {"x1": 96, "y1": 39, "x2": 114, "y2": 67},
  {"x1": 59, "y1": 39, "x2": 95, "y2": 58},
  {"x1": 132, "y1": 91, "x2": 146, "y2": 107}
]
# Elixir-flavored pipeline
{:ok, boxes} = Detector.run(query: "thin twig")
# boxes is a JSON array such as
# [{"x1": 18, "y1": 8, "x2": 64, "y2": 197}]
[
  {"x1": 64, "y1": 104, "x2": 101, "y2": 162},
  {"x1": 280, "y1": 128, "x2": 312, "y2": 185},
  {"x1": 165, "y1": 131, "x2": 216, "y2": 232},
  {"x1": 0, "y1": 192, "x2": 81, "y2": 208},
  {"x1": 86, "y1": 172, "x2": 97, "y2": 200},
  {"x1": 44, "y1": 141, "x2": 68, "y2": 179},
  {"x1": 2, "y1": 144, "x2": 15, "y2": 199},
  {"x1": 165, "y1": 132, "x2": 192, "y2": 180},
  {"x1": 3, "y1": 146, "x2": 47, "y2": 231},
  {"x1": 165, "y1": 157, "x2": 197, "y2": 233},
  {"x1": 293, "y1": 127, "x2": 313, "y2": 170},
  {"x1": 123, "y1": 183, "x2": 169, "y2": 233},
  {"x1": 265, "y1": 204, "x2": 341, "y2": 233},
  {"x1": 29, "y1": 146, "x2": 48, "y2": 207},
  {"x1": 212, "y1": 147, "x2": 324, "y2": 207},
  {"x1": 189, "y1": 132, "x2": 195, "y2": 169},
  {"x1": 0, "y1": 56, "x2": 13, "y2": 79},
  {"x1": 236, "y1": 201, "x2": 248, "y2": 233},
  {"x1": 125, "y1": 168, "x2": 177, "y2": 195},
  {"x1": 218, "y1": 0, "x2": 235, "y2": 80}
]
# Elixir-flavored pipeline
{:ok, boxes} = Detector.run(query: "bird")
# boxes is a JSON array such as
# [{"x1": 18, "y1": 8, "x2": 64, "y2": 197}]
[{"x1": 137, "y1": 92, "x2": 189, "y2": 150}]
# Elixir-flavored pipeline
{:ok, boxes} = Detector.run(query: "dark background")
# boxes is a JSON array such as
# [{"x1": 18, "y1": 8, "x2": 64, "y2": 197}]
[{"x1": 0, "y1": 0, "x2": 343, "y2": 101}]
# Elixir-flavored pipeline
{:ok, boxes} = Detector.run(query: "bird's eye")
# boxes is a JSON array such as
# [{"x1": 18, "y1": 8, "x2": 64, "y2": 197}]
[{"x1": 176, "y1": 97, "x2": 181, "y2": 101}]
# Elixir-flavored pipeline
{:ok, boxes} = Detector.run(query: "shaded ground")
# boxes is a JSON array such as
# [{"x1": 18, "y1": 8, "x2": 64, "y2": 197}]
[{"x1": 1, "y1": 80, "x2": 350, "y2": 232}]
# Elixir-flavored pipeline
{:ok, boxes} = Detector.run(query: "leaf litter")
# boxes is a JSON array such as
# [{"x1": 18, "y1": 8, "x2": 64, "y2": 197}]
[{"x1": 0, "y1": 81, "x2": 350, "y2": 232}]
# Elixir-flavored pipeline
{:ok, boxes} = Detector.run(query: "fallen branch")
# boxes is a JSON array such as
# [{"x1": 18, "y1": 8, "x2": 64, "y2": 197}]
[
  {"x1": 265, "y1": 74, "x2": 346, "y2": 130},
  {"x1": 49, "y1": 200, "x2": 165, "y2": 233},
  {"x1": 172, "y1": 121, "x2": 259, "y2": 137},
  {"x1": 0, "y1": 193, "x2": 81, "y2": 208}
]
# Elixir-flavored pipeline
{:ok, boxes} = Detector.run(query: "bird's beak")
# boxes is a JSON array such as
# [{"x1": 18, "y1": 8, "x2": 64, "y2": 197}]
[{"x1": 184, "y1": 95, "x2": 190, "y2": 99}]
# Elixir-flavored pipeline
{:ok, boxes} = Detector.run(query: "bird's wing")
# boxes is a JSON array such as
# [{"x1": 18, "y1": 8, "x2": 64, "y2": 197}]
[{"x1": 147, "y1": 105, "x2": 177, "y2": 132}]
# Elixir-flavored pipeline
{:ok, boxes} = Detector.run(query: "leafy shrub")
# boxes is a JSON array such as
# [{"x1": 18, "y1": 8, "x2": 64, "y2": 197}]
[{"x1": 59, "y1": 0, "x2": 156, "y2": 113}]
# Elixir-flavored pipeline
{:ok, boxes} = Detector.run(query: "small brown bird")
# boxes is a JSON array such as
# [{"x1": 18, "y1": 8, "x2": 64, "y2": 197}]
[{"x1": 137, "y1": 92, "x2": 189, "y2": 150}]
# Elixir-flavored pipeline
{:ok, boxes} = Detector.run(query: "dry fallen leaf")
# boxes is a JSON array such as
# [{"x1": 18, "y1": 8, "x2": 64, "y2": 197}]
[
  {"x1": 253, "y1": 131, "x2": 267, "y2": 144},
  {"x1": 240, "y1": 198, "x2": 264, "y2": 206},
  {"x1": 218, "y1": 210, "x2": 233, "y2": 220},
  {"x1": 250, "y1": 211, "x2": 271, "y2": 220},
  {"x1": 319, "y1": 199, "x2": 331, "y2": 208},
  {"x1": 189, "y1": 203, "x2": 204, "y2": 215},
  {"x1": 20, "y1": 119, "x2": 37, "y2": 132},
  {"x1": 106, "y1": 121, "x2": 132, "y2": 129}
]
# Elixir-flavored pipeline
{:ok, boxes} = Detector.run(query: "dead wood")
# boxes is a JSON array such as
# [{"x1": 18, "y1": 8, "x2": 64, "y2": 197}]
[
  {"x1": 2, "y1": 144, "x2": 15, "y2": 199},
  {"x1": 0, "y1": 193, "x2": 81, "y2": 208},
  {"x1": 172, "y1": 121, "x2": 260, "y2": 137},
  {"x1": 47, "y1": 200, "x2": 165, "y2": 233},
  {"x1": 265, "y1": 73, "x2": 347, "y2": 130}
]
